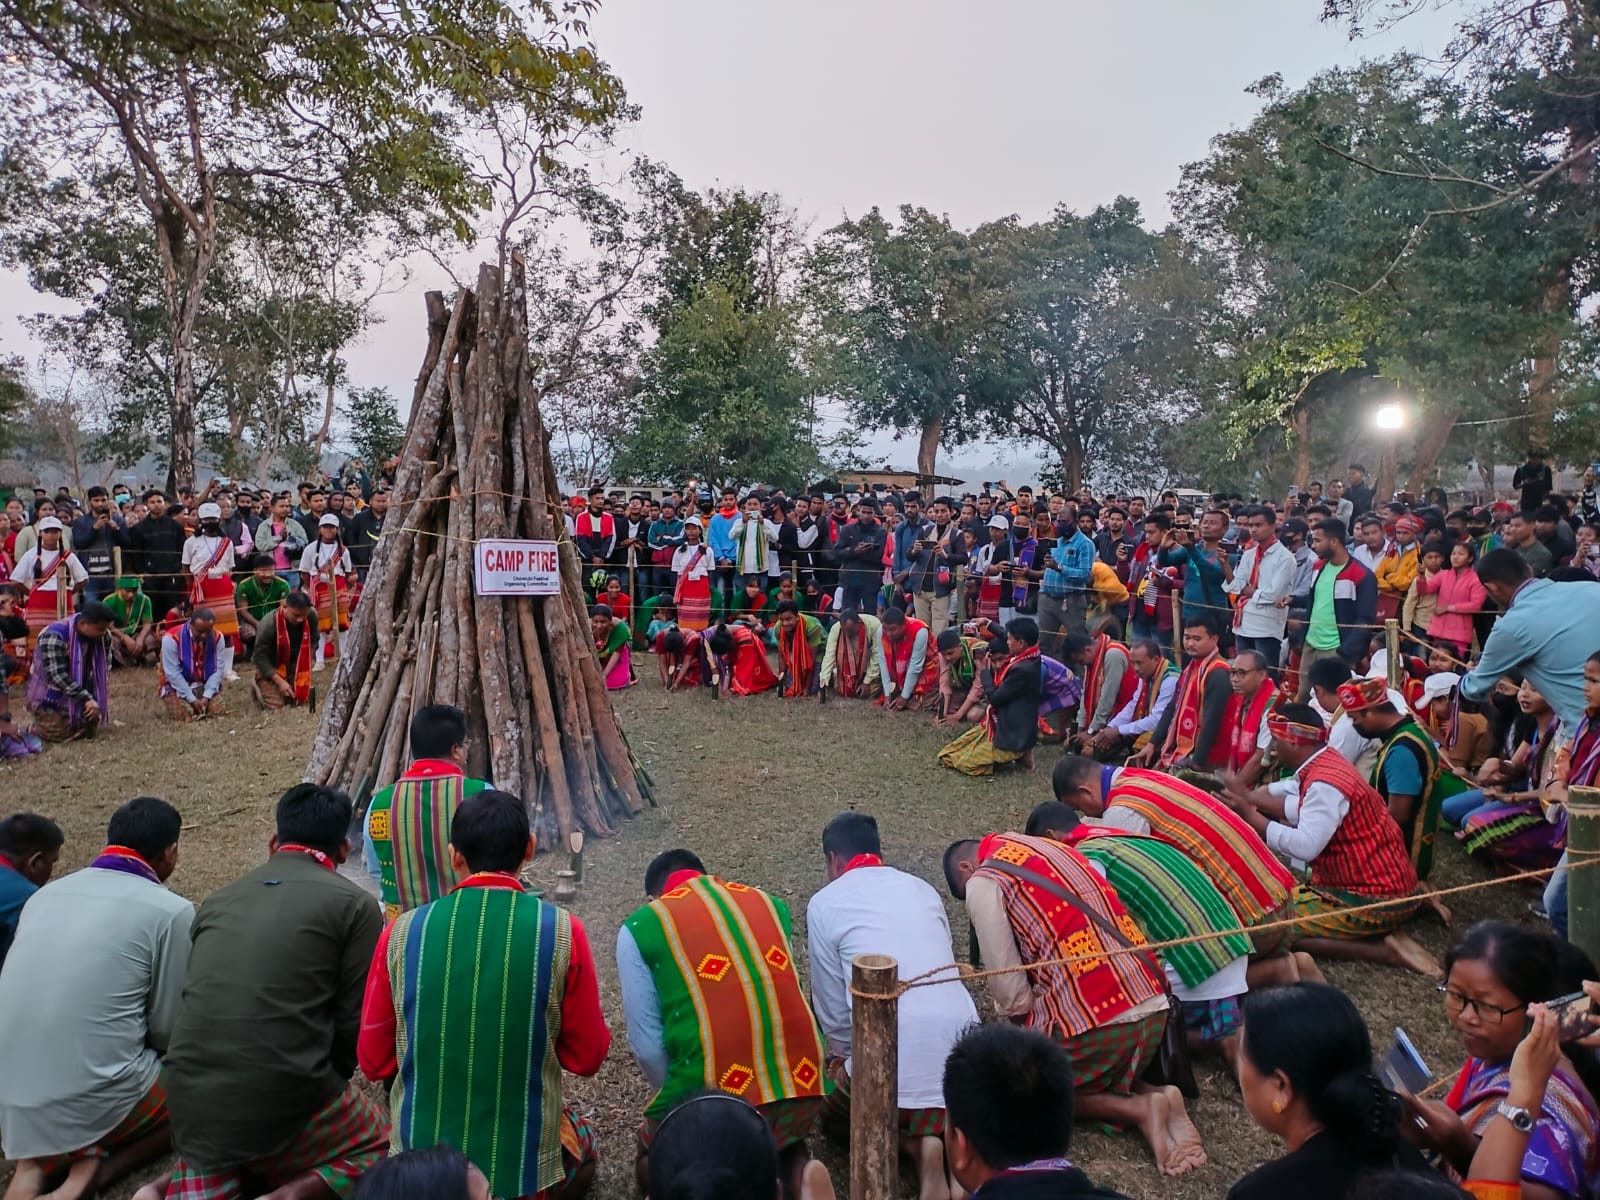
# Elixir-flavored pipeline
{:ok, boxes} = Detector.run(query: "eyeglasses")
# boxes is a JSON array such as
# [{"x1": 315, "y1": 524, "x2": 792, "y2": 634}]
[{"x1": 1438, "y1": 985, "x2": 1526, "y2": 1025}]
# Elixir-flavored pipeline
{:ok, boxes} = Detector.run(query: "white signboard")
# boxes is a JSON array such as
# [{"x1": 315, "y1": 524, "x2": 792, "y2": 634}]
[{"x1": 474, "y1": 539, "x2": 562, "y2": 596}]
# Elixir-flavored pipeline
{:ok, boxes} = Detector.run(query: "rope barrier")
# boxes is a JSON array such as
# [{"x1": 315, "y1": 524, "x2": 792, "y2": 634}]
[{"x1": 847, "y1": 853, "x2": 1600, "y2": 1002}]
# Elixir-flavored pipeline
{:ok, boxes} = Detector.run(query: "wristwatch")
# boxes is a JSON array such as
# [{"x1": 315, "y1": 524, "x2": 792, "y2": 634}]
[{"x1": 1495, "y1": 1101, "x2": 1536, "y2": 1133}]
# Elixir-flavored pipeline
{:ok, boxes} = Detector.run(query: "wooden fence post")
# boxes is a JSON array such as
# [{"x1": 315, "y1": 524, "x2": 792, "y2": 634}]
[
  {"x1": 1384, "y1": 619, "x2": 1401, "y2": 690},
  {"x1": 1171, "y1": 593, "x2": 1183, "y2": 665},
  {"x1": 850, "y1": 954, "x2": 899, "y2": 1200},
  {"x1": 1568, "y1": 787, "x2": 1600, "y2": 969}
]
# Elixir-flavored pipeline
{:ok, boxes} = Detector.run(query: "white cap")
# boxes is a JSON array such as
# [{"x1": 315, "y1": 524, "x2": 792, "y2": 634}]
[
  {"x1": 987, "y1": 515, "x2": 1011, "y2": 530},
  {"x1": 319, "y1": 514, "x2": 341, "y2": 528},
  {"x1": 197, "y1": 502, "x2": 221, "y2": 519},
  {"x1": 36, "y1": 516, "x2": 63, "y2": 532},
  {"x1": 683, "y1": 515, "x2": 704, "y2": 528},
  {"x1": 1420, "y1": 672, "x2": 1460, "y2": 705}
]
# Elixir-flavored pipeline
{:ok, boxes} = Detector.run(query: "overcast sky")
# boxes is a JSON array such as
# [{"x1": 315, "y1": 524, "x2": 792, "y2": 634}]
[{"x1": 1, "y1": 1, "x2": 1457, "y2": 479}]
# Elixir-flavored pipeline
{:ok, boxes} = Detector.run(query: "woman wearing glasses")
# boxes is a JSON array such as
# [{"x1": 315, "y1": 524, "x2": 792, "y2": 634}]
[{"x1": 1405, "y1": 920, "x2": 1600, "y2": 1200}]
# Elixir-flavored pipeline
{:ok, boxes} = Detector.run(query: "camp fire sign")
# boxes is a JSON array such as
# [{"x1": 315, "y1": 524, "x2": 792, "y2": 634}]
[{"x1": 474, "y1": 539, "x2": 562, "y2": 596}]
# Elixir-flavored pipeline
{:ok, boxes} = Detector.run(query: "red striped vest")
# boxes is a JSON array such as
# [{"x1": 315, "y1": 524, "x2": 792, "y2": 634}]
[
  {"x1": 1296, "y1": 748, "x2": 1418, "y2": 897},
  {"x1": 1109, "y1": 767, "x2": 1295, "y2": 923}
]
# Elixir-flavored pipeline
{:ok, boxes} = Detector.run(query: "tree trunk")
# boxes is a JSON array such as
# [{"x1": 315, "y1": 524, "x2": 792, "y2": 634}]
[
  {"x1": 1063, "y1": 444, "x2": 1085, "y2": 495},
  {"x1": 1290, "y1": 407, "x2": 1312, "y2": 493},
  {"x1": 916, "y1": 413, "x2": 942, "y2": 481},
  {"x1": 313, "y1": 370, "x2": 337, "y2": 464},
  {"x1": 168, "y1": 286, "x2": 202, "y2": 493},
  {"x1": 1404, "y1": 404, "x2": 1459, "y2": 497}
]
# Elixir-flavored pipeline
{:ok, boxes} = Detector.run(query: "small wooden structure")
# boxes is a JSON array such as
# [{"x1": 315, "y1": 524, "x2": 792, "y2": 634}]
[{"x1": 303, "y1": 261, "x2": 650, "y2": 840}]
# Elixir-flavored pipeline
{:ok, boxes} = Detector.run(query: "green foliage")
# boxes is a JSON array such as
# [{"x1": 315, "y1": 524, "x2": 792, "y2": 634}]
[
  {"x1": 0, "y1": 354, "x2": 27, "y2": 457},
  {"x1": 342, "y1": 387, "x2": 405, "y2": 471}
]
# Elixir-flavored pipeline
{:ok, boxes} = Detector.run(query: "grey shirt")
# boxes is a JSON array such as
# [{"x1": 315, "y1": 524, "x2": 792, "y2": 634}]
[{"x1": 0, "y1": 866, "x2": 193, "y2": 1158}]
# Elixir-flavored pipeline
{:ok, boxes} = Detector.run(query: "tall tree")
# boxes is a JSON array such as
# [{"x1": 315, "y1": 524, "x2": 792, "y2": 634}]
[
  {"x1": 0, "y1": 0, "x2": 627, "y2": 489},
  {"x1": 810, "y1": 206, "x2": 1007, "y2": 479}
]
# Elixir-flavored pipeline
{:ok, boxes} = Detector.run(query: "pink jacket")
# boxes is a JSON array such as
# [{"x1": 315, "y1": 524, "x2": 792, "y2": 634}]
[{"x1": 1415, "y1": 566, "x2": 1486, "y2": 646}]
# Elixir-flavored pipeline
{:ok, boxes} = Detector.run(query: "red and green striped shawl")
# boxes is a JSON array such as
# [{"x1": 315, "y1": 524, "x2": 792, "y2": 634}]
[
  {"x1": 367, "y1": 761, "x2": 491, "y2": 916},
  {"x1": 386, "y1": 884, "x2": 572, "y2": 1199},
  {"x1": 622, "y1": 875, "x2": 830, "y2": 1119},
  {"x1": 1107, "y1": 767, "x2": 1294, "y2": 925}
]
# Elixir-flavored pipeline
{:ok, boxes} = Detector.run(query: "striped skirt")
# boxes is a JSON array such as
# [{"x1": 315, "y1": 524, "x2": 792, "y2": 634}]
[
  {"x1": 1461, "y1": 799, "x2": 1564, "y2": 871},
  {"x1": 1292, "y1": 884, "x2": 1419, "y2": 941},
  {"x1": 937, "y1": 725, "x2": 1023, "y2": 776}
]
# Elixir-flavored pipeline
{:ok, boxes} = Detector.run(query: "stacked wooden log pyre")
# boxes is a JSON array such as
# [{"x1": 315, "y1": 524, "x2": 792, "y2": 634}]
[{"x1": 304, "y1": 259, "x2": 650, "y2": 841}]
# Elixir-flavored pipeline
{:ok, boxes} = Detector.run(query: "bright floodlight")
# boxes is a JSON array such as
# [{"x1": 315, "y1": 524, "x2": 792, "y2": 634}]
[{"x1": 1374, "y1": 403, "x2": 1405, "y2": 432}]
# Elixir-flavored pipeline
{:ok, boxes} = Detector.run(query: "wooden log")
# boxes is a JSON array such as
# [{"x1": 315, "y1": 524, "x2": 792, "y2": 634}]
[
  {"x1": 1569, "y1": 786, "x2": 1600, "y2": 970},
  {"x1": 849, "y1": 955, "x2": 899, "y2": 1200},
  {"x1": 517, "y1": 600, "x2": 579, "y2": 839},
  {"x1": 1171, "y1": 593, "x2": 1183, "y2": 665},
  {"x1": 318, "y1": 653, "x2": 382, "y2": 787},
  {"x1": 1385, "y1": 619, "x2": 1402, "y2": 690},
  {"x1": 375, "y1": 655, "x2": 418, "y2": 793}
]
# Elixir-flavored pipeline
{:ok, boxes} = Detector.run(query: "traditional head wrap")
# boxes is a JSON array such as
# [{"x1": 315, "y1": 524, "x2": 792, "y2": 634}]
[
  {"x1": 1266, "y1": 712, "x2": 1328, "y2": 745},
  {"x1": 1395, "y1": 515, "x2": 1423, "y2": 538},
  {"x1": 115, "y1": 576, "x2": 140, "y2": 590},
  {"x1": 1337, "y1": 675, "x2": 1392, "y2": 713}
]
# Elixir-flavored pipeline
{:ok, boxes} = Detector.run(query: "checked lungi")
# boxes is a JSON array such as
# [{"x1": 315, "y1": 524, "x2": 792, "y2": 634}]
[
  {"x1": 163, "y1": 693, "x2": 226, "y2": 722},
  {"x1": 1056, "y1": 1009, "x2": 1167, "y2": 1096},
  {"x1": 35, "y1": 1074, "x2": 168, "y2": 1174},
  {"x1": 638, "y1": 1096, "x2": 823, "y2": 1154},
  {"x1": 517, "y1": 1110, "x2": 596, "y2": 1200},
  {"x1": 166, "y1": 1085, "x2": 387, "y2": 1200},
  {"x1": 1292, "y1": 884, "x2": 1419, "y2": 941},
  {"x1": 1180, "y1": 997, "x2": 1243, "y2": 1044},
  {"x1": 820, "y1": 1058, "x2": 945, "y2": 1140}
]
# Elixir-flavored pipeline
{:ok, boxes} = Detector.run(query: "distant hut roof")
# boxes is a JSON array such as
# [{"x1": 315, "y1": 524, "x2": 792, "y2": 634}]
[{"x1": 0, "y1": 460, "x2": 39, "y2": 490}]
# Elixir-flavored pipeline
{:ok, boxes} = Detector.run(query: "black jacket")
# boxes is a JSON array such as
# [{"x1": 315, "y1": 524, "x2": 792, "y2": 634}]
[
  {"x1": 129, "y1": 515, "x2": 186, "y2": 579},
  {"x1": 832, "y1": 518, "x2": 888, "y2": 580},
  {"x1": 973, "y1": 1165, "x2": 1129, "y2": 1200},
  {"x1": 980, "y1": 654, "x2": 1042, "y2": 753},
  {"x1": 345, "y1": 509, "x2": 386, "y2": 570}
]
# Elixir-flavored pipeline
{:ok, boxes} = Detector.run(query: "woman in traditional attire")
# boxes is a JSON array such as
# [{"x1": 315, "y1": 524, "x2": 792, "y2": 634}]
[
  {"x1": 1406, "y1": 920, "x2": 1600, "y2": 1200},
  {"x1": 670, "y1": 518, "x2": 713, "y2": 633},
  {"x1": 706, "y1": 621, "x2": 778, "y2": 696},
  {"x1": 1459, "y1": 679, "x2": 1564, "y2": 870},
  {"x1": 656, "y1": 627, "x2": 706, "y2": 692},
  {"x1": 591, "y1": 603, "x2": 635, "y2": 690},
  {"x1": 298, "y1": 515, "x2": 353, "y2": 663}
]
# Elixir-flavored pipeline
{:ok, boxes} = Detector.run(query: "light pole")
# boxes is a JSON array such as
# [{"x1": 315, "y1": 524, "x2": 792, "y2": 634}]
[{"x1": 1373, "y1": 402, "x2": 1405, "y2": 502}]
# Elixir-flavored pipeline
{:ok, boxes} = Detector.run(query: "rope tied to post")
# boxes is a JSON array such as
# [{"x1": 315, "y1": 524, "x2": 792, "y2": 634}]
[{"x1": 847, "y1": 853, "x2": 1600, "y2": 1002}]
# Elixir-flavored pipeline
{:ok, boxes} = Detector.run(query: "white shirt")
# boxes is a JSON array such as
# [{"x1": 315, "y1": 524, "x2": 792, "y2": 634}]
[
  {"x1": 298, "y1": 542, "x2": 352, "y2": 579},
  {"x1": 1224, "y1": 539, "x2": 1296, "y2": 637},
  {"x1": 1109, "y1": 671, "x2": 1178, "y2": 737},
  {"x1": 12, "y1": 547, "x2": 88, "y2": 593},
  {"x1": 729, "y1": 515, "x2": 779, "y2": 576},
  {"x1": 1264, "y1": 747, "x2": 1351, "y2": 868},
  {"x1": 806, "y1": 865, "x2": 977, "y2": 1108},
  {"x1": 1351, "y1": 543, "x2": 1387, "y2": 574},
  {"x1": 182, "y1": 534, "x2": 235, "y2": 578},
  {"x1": 1312, "y1": 689, "x2": 1405, "y2": 778},
  {"x1": 670, "y1": 542, "x2": 711, "y2": 580}
]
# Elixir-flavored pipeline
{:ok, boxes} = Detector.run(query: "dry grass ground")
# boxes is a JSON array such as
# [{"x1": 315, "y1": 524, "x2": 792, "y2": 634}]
[{"x1": 0, "y1": 658, "x2": 1548, "y2": 1200}]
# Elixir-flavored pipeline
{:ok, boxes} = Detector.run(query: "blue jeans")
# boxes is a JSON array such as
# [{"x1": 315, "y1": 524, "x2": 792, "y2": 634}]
[
  {"x1": 1441, "y1": 788, "x2": 1489, "y2": 831},
  {"x1": 1546, "y1": 852, "x2": 1569, "y2": 940}
]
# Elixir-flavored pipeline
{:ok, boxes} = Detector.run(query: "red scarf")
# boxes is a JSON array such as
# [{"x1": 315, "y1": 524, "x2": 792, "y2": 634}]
[
  {"x1": 1165, "y1": 649, "x2": 1226, "y2": 763},
  {"x1": 1228, "y1": 682, "x2": 1280, "y2": 771},
  {"x1": 982, "y1": 645, "x2": 1041, "y2": 738},
  {"x1": 881, "y1": 618, "x2": 928, "y2": 696},
  {"x1": 662, "y1": 868, "x2": 702, "y2": 893},
  {"x1": 1233, "y1": 537, "x2": 1275, "y2": 629},
  {"x1": 457, "y1": 871, "x2": 525, "y2": 891},
  {"x1": 277, "y1": 843, "x2": 336, "y2": 871},
  {"x1": 840, "y1": 853, "x2": 884, "y2": 874}
]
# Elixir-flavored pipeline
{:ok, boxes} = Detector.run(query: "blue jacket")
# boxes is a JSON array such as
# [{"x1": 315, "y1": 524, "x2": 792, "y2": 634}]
[
  {"x1": 1462, "y1": 578, "x2": 1600, "y2": 727},
  {"x1": 707, "y1": 511, "x2": 738, "y2": 563},
  {"x1": 1159, "y1": 543, "x2": 1229, "y2": 615}
]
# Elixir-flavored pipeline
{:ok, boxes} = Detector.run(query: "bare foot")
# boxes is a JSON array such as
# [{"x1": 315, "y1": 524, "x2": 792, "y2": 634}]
[
  {"x1": 1160, "y1": 1086, "x2": 1207, "y2": 1175},
  {"x1": 4, "y1": 1161, "x2": 46, "y2": 1200},
  {"x1": 1132, "y1": 1087, "x2": 1176, "y2": 1175},
  {"x1": 1292, "y1": 951, "x2": 1326, "y2": 984},
  {"x1": 1020, "y1": 749, "x2": 1036, "y2": 772},
  {"x1": 1385, "y1": 932, "x2": 1444, "y2": 978},
  {"x1": 912, "y1": 1137, "x2": 952, "y2": 1200},
  {"x1": 38, "y1": 1159, "x2": 97, "y2": 1200},
  {"x1": 130, "y1": 1171, "x2": 174, "y2": 1200},
  {"x1": 1418, "y1": 884, "x2": 1453, "y2": 926}
]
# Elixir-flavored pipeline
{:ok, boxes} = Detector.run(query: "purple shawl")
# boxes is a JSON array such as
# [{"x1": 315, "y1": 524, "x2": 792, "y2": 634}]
[
  {"x1": 161, "y1": 623, "x2": 219, "y2": 697},
  {"x1": 1038, "y1": 653, "x2": 1082, "y2": 718},
  {"x1": 25, "y1": 616, "x2": 110, "y2": 727}
]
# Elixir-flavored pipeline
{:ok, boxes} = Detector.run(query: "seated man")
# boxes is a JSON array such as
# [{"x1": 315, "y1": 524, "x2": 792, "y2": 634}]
[
  {"x1": 26, "y1": 600, "x2": 113, "y2": 742},
  {"x1": 364, "y1": 703, "x2": 492, "y2": 917},
  {"x1": 104, "y1": 578, "x2": 157, "y2": 668},
  {"x1": 250, "y1": 591, "x2": 319, "y2": 709},
  {"x1": 0, "y1": 812, "x2": 64, "y2": 971},
  {"x1": 818, "y1": 609, "x2": 882, "y2": 699},
  {"x1": 1085, "y1": 638, "x2": 1177, "y2": 763},
  {"x1": 876, "y1": 606, "x2": 936, "y2": 711},
  {"x1": 1050, "y1": 756, "x2": 1302, "y2": 984},
  {"x1": 1072, "y1": 619, "x2": 1138, "y2": 741},
  {"x1": 1024, "y1": 801, "x2": 1253, "y2": 1068},
  {"x1": 158, "y1": 607, "x2": 226, "y2": 721},
  {"x1": 360, "y1": 791, "x2": 608, "y2": 1200},
  {"x1": 234, "y1": 555, "x2": 290, "y2": 656},
  {"x1": 0, "y1": 798, "x2": 191, "y2": 1200},
  {"x1": 147, "y1": 784, "x2": 386, "y2": 1200},
  {"x1": 1342, "y1": 675, "x2": 1444, "y2": 882},
  {"x1": 616, "y1": 849, "x2": 832, "y2": 1200},
  {"x1": 1224, "y1": 705, "x2": 1439, "y2": 977},
  {"x1": 942, "y1": 1025, "x2": 1133, "y2": 1200},
  {"x1": 806, "y1": 814, "x2": 977, "y2": 1200},
  {"x1": 941, "y1": 832, "x2": 1205, "y2": 1178},
  {"x1": 773, "y1": 599, "x2": 825, "y2": 698},
  {"x1": 1135, "y1": 613, "x2": 1232, "y2": 774},
  {"x1": 1223, "y1": 650, "x2": 1281, "y2": 788},
  {"x1": 937, "y1": 617, "x2": 1042, "y2": 776}
]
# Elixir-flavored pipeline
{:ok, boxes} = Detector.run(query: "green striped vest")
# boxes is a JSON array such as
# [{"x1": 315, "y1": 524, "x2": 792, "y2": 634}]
[
  {"x1": 366, "y1": 763, "x2": 490, "y2": 916},
  {"x1": 387, "y1": 884, "x2": 572, "y2": 1198},
  {"x1": 1370, "y1": 718, "x2": 1443, "y2": 881},
  {"x1": 623, "y1": 875, "x2": 830, "y2": 1119}
]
